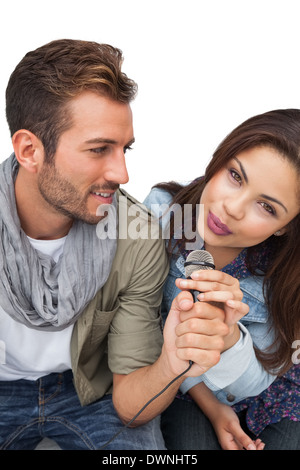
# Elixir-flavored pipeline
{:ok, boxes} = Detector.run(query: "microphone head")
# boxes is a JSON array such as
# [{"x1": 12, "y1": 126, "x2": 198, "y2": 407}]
[{"x1": 184, "y1": 250, "x2": 215, "y2": 278}]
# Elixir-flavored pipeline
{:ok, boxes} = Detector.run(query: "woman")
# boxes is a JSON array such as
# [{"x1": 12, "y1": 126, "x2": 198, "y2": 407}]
[{"x1": 144, "y1": 109, "x2": 300, "y2": 450}]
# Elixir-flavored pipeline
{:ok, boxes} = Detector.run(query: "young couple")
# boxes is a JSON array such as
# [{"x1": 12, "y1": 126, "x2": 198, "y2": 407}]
[{"x1": 0, "y1": 38, "x2": 299, "y2": 450}]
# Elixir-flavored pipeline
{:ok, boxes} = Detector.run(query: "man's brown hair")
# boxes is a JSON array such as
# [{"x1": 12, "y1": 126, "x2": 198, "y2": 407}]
[{"x1": 6, "y1": 39, "x2": 137, "y2": 161}]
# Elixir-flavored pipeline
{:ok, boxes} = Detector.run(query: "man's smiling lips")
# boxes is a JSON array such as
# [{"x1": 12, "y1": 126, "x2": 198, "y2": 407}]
[
  {"x1": 90, "y1": 190, "x2": 116, "y2": 204},
  {"x1": 90, "y1": 183, "x2": 119, "y2": 205},
  {"x1": 207, "y1": 211, "x2": 232, "y2": 236}
]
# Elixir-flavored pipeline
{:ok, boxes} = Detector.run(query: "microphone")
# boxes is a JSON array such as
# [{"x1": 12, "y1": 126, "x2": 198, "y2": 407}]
[
  {"x1": 184, "y1": 250, "x2": 215, "y2": 302},
  {"x1": 183, "y1": 250, "x2": 215, "y2": 367}
]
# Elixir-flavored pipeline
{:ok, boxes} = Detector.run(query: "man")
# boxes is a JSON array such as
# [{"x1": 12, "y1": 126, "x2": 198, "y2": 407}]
[{"x1": 0, "y1": 39, "x2": 228, "y2": 449}]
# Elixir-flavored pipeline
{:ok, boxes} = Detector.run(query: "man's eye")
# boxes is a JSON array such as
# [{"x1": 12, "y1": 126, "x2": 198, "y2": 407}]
[
  {"x1": 90, "y1": 146, "x2": 108, "y2": 154},
  {"x1": 124, "y1": 145, "x2": 133, "y2": 154}
]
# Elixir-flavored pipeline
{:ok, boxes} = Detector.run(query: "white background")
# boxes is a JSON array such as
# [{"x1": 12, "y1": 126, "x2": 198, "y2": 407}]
[{"x1": 1, "y1": 0, "x2": 300, "y2": 202}]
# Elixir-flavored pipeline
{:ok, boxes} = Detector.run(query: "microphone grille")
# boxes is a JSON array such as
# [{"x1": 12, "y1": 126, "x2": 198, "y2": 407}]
[{"x1": 184, "y1": 250, "x2": 215, "y2": 278}]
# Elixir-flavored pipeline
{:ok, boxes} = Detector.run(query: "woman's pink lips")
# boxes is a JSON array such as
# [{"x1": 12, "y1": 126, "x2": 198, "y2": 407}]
[{"x1": 207, "y1": 211, "x2": 232, "y2": 236}]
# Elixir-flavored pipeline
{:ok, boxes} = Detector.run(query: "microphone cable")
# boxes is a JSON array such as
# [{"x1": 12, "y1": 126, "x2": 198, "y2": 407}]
[{"x1": 98, "y1": 360, "x2": 193, "y2": 449}]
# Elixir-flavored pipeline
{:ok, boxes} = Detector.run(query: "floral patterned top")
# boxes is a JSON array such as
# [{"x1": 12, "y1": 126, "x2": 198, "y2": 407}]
[{"x1": 233, "y1": 363, "x2": 300, "y2": 436}]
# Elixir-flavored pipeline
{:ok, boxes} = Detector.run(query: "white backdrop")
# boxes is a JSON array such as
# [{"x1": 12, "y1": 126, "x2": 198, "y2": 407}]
[{"x1": 1, "y1": 0, "x2": 300, "y2": 202}]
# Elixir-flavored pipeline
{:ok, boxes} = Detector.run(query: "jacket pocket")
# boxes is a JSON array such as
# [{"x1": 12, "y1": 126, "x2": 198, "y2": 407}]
[{"x1": 89, "y1": 300, "x2": 120, "y2": 345}]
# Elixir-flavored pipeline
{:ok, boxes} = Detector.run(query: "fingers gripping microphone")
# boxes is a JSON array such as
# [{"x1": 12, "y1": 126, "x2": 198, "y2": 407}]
[
  {"x1": 183, "y1": 250, "x2": 215, "y2": 367},
  {"x1": 184, "y1": 250, "x2": 215, "y2": 302}
]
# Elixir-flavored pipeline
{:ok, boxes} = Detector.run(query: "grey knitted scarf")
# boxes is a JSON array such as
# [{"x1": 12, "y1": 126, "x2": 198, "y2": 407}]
[{"x1": 0, "y1": 154, "x2": 117, "y2": 330}]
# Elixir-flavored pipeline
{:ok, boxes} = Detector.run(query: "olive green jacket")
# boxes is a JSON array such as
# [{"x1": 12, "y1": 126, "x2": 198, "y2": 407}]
[{"x1": 70, "y1": 189, "x2": 169, "y2": 406}]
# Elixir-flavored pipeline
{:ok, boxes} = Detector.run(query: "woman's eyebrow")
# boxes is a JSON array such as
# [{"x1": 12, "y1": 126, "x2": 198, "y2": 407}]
[
  {"x1": 260, "y1": 194, "x2": 288, "y2": 213},
  {"x1": 233, "y1": 157, "x2": 288, "y2": 213},
  {"x1": 233, "y1": 157, "x2": 248, "y2": 183}
]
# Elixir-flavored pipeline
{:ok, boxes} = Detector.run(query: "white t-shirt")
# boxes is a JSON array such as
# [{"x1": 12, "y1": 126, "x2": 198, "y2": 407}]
[{"x1": 0, "y1": 236, "x2": 73, "y2": 380}]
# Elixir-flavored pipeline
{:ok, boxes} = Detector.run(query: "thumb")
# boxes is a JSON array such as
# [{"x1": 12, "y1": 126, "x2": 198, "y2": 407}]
[
  {"x1": 169, "y1": 291, "x2": 194, "y2": 315},
  {"x1": 164, "y1": 291, "x2": 194, "y2": 334}
]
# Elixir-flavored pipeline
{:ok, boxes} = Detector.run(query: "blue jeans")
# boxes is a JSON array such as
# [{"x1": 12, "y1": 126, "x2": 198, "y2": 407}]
[
  {"x1": 0, "y1": 370, "x2": 165, "y2": 450},
  {"x1": 161, "y1": 398, "x2": 300, "y2": 450}
]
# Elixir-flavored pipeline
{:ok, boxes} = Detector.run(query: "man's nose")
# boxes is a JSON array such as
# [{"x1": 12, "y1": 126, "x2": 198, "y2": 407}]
[{"x1": 105, "y1": 152, "x2": 129, "y2": 185}]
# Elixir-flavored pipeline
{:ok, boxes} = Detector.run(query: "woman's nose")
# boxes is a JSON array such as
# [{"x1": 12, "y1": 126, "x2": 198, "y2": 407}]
[{"x1": 223, "y1": 195, "x2": 246, "y2": 220}]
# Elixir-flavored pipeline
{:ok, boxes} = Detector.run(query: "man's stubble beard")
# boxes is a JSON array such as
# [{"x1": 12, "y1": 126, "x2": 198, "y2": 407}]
[{"x1": 37, "y1": 161, "x2": 100, "y2": 225}]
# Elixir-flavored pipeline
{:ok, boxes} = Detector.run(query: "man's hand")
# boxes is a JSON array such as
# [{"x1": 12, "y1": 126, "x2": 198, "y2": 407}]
[{"x1": 163, "y1": 290, "x2": 229, "y2": 377}]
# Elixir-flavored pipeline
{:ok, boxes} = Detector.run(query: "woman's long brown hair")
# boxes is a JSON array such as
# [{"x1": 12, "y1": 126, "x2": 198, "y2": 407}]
[{"x1": 156, "y1": 109, "x2": 300, "y2": 375}]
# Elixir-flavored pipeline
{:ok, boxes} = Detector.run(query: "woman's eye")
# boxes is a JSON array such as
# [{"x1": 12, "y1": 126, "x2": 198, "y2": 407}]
[
  {"x1": 229, "y1": 169, "x2": 242, "y2": 183},
  {"x1": 260, "y1": 201, "x2": 276, "y2": 215}
]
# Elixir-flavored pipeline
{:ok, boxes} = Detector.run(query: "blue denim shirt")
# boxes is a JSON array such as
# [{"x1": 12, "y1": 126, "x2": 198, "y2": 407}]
[{"x1": 144, "y1": 188, "x2": 276, "y2": 406}]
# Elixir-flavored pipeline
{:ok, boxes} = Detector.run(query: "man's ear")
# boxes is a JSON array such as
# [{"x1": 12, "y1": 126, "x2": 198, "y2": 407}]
[{"x1": 12, "y1": 130, "x2": 43, "y2": 173}]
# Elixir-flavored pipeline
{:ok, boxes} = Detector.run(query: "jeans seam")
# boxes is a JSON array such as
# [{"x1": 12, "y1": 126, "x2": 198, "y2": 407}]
[
  {"x1": 39, "y1": 374, "x2": 64, "y2": 407},
  {"x1": 45, "y1": 416, "x2": 96, "y2": 450},
  {"x1": 0, "y1": 419, "x2": 41, "y2": 449}
]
